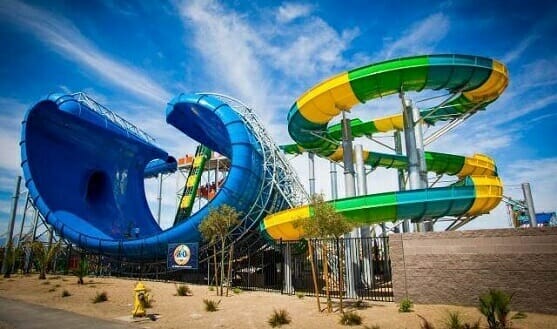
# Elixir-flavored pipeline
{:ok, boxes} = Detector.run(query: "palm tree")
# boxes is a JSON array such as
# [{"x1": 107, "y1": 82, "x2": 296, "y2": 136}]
[
  {"x1": 31, "y1": 241, "x2": 61, "y2": 280},
  {"x1": 72, "y1": 257, "x2": 88, "y2": 284},
  {"x1": 199, "y1": 204, "x2": 241, "y2": 296},
  {"x1": 295, "y1": 194, "x2": 354, "y2": 313}
]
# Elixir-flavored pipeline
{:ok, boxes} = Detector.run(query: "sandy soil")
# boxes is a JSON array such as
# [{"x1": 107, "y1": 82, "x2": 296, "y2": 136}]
[{"x1": 0, "y1": 274, "x2": 555, "y2": 329}]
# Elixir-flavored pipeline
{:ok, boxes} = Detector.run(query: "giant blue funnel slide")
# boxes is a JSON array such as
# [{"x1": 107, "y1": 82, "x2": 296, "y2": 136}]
[{"x1": 20, "y1": 93, "x2": 290, "y2": 260}]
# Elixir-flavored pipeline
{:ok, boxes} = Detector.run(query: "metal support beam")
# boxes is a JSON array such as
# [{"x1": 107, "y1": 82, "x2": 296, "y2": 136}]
[
  {"x1": 282, "y1": 242, "x2": 293, "y2": 294},
  {"x1": 308, "y1": 152, "x2": 316, "y2": 196},
  {"x1": 400, "y1": 92, "x2": 425, "y2": 232},
  {"x1": 2, "y1": 176, "x2": 22, "y2": 276},
  {"x1": 157, "y1": 173, "x2": 163, "y2": 225},
  {"x1": 394, "y1": 131, "x2": 410, "y2": 233},
  {"x1": 330, "y1": 161, "x2": 338, "y2": 200},
  {"x1": 340, "y1": 111, "x2": 358, "y2": 298},
  {"x1": 522, "y1": 183, "x2": 537, "y2": 227}
]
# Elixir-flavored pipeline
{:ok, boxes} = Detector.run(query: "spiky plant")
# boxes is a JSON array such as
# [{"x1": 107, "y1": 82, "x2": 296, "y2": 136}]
[
  {"x1": 268, "y1": 309, "x2": 291, "y2": 327},
  {"x1": 339, "y1": 312, "x2": 362, "y2": 326}
]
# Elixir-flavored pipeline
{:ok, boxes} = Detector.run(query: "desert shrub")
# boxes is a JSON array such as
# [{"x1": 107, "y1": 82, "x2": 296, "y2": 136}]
[
  {"x1": 92, "y1": 291, "x2": 108, "y2": 303},
  {"x1": 445, "y1": 311, "x2": 463, "y2": 329},
  {"x1": 61, "y1": 290, "x2": 71, "y2": 297},
  {"x1": 415, "y1": 314, "x2": 435, "y2": 329},
  {"x1": 48, "y1": 287, "x2": 56, "y2": 292},
  {"x1": 511, "y1": 311, "x2": 527, "y2": 320},
  {"x1": 203, "y1": 299, "x2": 220, "y2": 312},
  {"x1": 42, "y1": 281, "x2": 50, "y2": 285},
  {"x1": 399, "y1": 297, "x2": 413, "y2": 312},
  {"x1": 175, "y1": 284, "x2": 192, "y2": 296},
  {"x1": 339, "y1": 312, "x2": 362, "y2": 326},
  {"x1": 295, "y1": 292, "x2": 304, "y2": 299},
  {"x1": 233, "y1": 287, "x2": 242, "y2": 294},
  {"x1": 479, "y1": 289, "x2": 513, "y2": 329},
  {"x1": 354, "y1": 300, "x2": 368, "y2": 309},
  {"x1": 268, "y1": 309, "x2": 291, "y2": 327},
  {"x1": 208, "y1": 285, "x2": 215, "y2": 291}
]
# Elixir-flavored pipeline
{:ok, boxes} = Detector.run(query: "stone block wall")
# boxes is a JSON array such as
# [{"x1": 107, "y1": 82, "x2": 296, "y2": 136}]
[{"x1": 389, "y1": 227, "x2": 557, "y2": 314}]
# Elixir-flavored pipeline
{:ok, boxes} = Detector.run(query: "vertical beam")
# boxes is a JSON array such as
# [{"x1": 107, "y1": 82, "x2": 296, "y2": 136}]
[
  {"x1": 400, "y1": 92, "x2": 425, "y2": 232},
  {"x1": 355, "y1": 144, "x2": 372, "y2": 288},
  {"x1": 394, "y1": 131, "x2": 410, "y2": 233},
  {"x1": 2, "y1": 176, "x2": 22, "y2": 275},
  {"x1": 282, "y1": 242, "x2": 293, "y2": 294},
  {"x1": 522, "y1": 183, "x2": 537, "y2": 227},
  {"x1": 340, "y1": 111, "x2": 357, "y2": 298},
  {"x1": 157, "y1": 173, "x2": 163, "y2": 225},
  {"x1": 330, "y1": 161, "x2": 338, "y2": 199},
  {"x1": 308, "y1": 152, "x2": 316, "y2": 196},
  {"x1": 17, "y1": 192, "x2": 29, "y2": 248}
]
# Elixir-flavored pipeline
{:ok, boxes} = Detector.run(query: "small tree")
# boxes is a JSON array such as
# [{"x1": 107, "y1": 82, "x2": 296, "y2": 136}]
[
  {"x1": 31, "y1": 241, "x2": 61, "y2": 280},
  {"x1": 199, "y1": 204, "x2": 241, "y2": 296},
  {"x1": 2, "y1": 242, "x2": 16, "y2": 278},
  {"x1": 73, "y1": 257, "x2": 88, "y2": 285},
  {"x1": 295, "y1": 194, "x2": 354, "y2": 313}
]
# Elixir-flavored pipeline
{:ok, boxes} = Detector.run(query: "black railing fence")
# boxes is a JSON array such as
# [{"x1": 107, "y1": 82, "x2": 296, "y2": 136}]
[{"x1": 27, "y1": 236, "x2": 393, "y2": 302}]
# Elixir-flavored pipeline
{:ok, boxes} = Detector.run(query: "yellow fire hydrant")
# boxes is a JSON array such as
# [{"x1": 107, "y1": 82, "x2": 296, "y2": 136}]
[{"x1": 132, "y1": 282, "x2": 149, "y2": 317}]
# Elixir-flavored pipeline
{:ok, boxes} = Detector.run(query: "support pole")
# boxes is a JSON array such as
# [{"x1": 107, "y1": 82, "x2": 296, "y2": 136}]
[
  {"x1": 308, "y1": 152, "x2": 316, "y2": 196},
  {"x1": 157, "y1": 173, "x2": 163, "y2": 225},
  {"x1": 340, "y1": 111, "x2": 358, "y2": 298},
  {"x1": 522, "y1": 183, "x2": 537, "y2": 227},
  {"x1": 394, "y1": 131, "x2": 410, "y2": 233},
  {"x1": 355, "y1": 144, "x2": 372, "y2": 288},
  {"x1": 2, "y1": 176, "x2": 22, "y2": 276},
  {"x1": 17, "y1": 192, "x2": 29, "y2": 248},
  {"x1": 282, "y1": 242, "x2": 293, "y2": 294},
  {"x1": 330, "y1": 161, "x2": 338, "y2": 200},
  {"x1": 400, "y1": 92, "x2": 425, "y2": 232}
]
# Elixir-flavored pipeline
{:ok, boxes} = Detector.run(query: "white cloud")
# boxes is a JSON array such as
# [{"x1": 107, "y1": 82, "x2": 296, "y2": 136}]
[
  {"x1": 379, "y1": 13, "x2": 450, "y2": 59},
  {"x1": 0, "y1": 0, "x2": 171, "y2": 106},
  {"x1": 277, "y1": 3, "x2": 313, "y2": 23},
  {"x1": 501, "y1": 34, "x2": 539, "y2": 63},
  {"x1": 0, "y1": 98, "x2": 28, "y2": 175}
]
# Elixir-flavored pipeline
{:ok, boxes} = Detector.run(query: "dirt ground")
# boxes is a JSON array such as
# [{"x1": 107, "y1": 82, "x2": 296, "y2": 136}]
[{"x1": 0, "y1": 274, "x2": 555, "y2": 329}]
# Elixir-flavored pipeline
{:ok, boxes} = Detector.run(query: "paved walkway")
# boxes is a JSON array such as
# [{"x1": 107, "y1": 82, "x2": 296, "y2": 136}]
[{"x1": 0, "y1": 297, "x2": 137, "y2": 329}]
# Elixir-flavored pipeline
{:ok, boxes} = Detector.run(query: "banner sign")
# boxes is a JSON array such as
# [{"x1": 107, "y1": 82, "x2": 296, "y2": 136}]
[{"x1": 167, "y1": 243, "x2": 198, "y2": 270}]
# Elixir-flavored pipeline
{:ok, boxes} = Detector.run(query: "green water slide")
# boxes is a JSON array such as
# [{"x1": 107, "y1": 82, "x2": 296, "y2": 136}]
[
  {"x1": 174, "y1": 145, "x2": 212, "y2": 225},
  {"x1": 262, "y1": 54, "x2": 508, "y2": 240}
]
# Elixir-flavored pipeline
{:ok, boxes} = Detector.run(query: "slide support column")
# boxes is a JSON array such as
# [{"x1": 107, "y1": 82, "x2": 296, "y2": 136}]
[
  {"x1": 341, "y1": 111, "x2": 358, "y2": 298},
  {"x1": 394, "y1": 131, "x2": 410, "y2": 233},
  {"x1": 400, "y1": 92, "x2": 425, "y2": 232},
  {"x1": 2, "y1": 176, "x2": 21, "y2": 276},
  {"x1": 157, "y1": 173, "x2": 163, "y2": 225},
  {"x1": 355, "y1": 144, "x2": 372, "y2": 288},
  {"x1": 330, "y1": 161, "x2": 338, "y2": 199},
  {"x1": 282, "y1": 241, "x2": 293, "y2": 294},
  {"x1": 522, "y1": 183, "x2": 537, "y2": 227},
  {"x1": 308, "y1": 152, "x2": 316, "y2": 196}
]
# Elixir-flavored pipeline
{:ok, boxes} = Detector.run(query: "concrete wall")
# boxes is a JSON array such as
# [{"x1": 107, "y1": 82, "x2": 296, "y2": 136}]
[{"x1": 389, "y1": 227, "x2": 557, "y2": 314}]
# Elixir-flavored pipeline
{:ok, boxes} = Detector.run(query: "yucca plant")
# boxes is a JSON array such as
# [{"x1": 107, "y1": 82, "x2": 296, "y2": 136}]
[
  {"x1": 175, "y1": 284, "x2": 192, "y2": 296},
  {"x1": 61, "y1": 289, "x2": 71, "y2": 297},
  {"x1": 31, "y1": 241, "x2": 61, "y2": 280},
  {"x1": 268, "y1": 309, "x2": 291, "y2": 327},
  {"x1": 445, "y1": 311, "x2": 463, "y2": 329},
  {"x1": 417, "y1": 314, "x2": 435, "y2": 329},
  {"x1": 203, "y1": 299, "x2": 220, "y2": 312},
  {"x1": 72, "y1": 258, "x2": 88, "y2": 285},
  {"x1": 479, "y1": 289, "x2": 514, "y2": 329},
  {"x1": 339, "y1": 312, "x2": 362, "y2": 326},
  {"x1": 92, "y1": 291, "x2": 108, "y2": 303}
]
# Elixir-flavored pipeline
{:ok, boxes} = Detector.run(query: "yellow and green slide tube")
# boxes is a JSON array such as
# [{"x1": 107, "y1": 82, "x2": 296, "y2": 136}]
[{"x1": 261, "y1": 54, "x2": 508, "y2": 240}]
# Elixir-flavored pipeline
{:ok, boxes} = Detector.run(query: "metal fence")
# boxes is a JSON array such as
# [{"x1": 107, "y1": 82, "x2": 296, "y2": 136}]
[{"x1": 20, "y1": 236, "x2": 392, "y2": 302}]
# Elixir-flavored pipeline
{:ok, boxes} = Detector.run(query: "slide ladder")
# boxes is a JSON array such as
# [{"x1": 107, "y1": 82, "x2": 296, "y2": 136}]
[{"x1": 174, "y1": 145, "x2": 212, "y2": 225}]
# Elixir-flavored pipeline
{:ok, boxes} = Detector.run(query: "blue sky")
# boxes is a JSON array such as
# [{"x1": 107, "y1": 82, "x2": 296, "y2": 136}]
[{"x1": 0, "y1": 0, "x2": 556, "y2": 238}]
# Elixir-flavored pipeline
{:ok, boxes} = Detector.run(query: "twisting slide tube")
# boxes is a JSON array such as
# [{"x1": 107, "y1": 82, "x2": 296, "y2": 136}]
[{"x1": 261, "y1": 54, "x2": 508, "y2": 240}]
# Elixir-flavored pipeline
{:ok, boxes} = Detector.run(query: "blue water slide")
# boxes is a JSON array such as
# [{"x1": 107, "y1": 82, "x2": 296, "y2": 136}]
[{"x1": 20, "y1": 92, "x2": 287, "y2": 260}]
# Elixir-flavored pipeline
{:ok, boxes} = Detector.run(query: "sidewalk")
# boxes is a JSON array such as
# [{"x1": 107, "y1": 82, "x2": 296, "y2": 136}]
[{"x1": 0, "y1": 297, "x2": 137, "y2": 329}]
